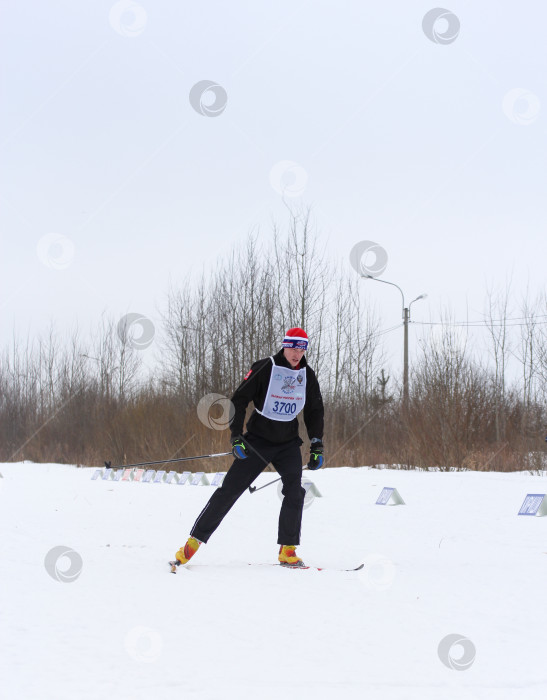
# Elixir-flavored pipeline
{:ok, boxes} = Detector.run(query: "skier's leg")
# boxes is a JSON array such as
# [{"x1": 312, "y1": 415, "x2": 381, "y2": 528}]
[
  {"x1": 190, "y1": 438, "x2": 270, "y2": 543},
  {"x1": 271, "y1": 438, "x2": 305, "y2": 546}
]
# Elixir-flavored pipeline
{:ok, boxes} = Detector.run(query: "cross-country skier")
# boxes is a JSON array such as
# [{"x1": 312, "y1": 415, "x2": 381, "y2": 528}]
[{"x1": 173, "y1": 327, "x2": 324, "y2": 568}]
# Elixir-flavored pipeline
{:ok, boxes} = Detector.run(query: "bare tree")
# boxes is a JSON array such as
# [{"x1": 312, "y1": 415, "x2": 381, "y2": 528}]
[
  {"x1": 519, "y1": 289, "x2": 539, "y2": 424},
  {"x1": 272, "y1": 208, "x2": 328, "y2": 375},
  {"x1": 534, "y1": 290, "x2": 547, "y2": 404},
  {"x1": 485, "y1": 283, "x2": 512, "y2": 442},
  {"x1": 408, "y1": 316, "x2": 488, "y2": 467}
]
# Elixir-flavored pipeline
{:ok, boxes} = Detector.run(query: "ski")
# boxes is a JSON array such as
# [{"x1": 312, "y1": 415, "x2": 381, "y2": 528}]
[
  {"x1": 168, "y1": 560, "x2": 363, "y2": 574},
  {"x1": 276, "y1": 562, "x2": 364, "y2": 572}
]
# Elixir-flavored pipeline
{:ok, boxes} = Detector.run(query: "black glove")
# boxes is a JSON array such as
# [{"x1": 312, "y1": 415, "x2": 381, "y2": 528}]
[
  {"x1": 308, "y1": 438, "x2": 324, "y2": 470},
  {"x1": 231, "y1": 435, "x2": 248, "y2": 460}
]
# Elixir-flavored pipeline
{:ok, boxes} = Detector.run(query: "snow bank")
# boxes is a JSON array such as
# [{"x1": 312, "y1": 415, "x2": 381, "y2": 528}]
[{"x1": 1, "y1": 462, "x2": 546, "y2": 700}]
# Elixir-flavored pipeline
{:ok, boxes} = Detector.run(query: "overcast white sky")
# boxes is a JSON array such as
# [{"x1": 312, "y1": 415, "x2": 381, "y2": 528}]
[{"x1": 1, "y1": 0, "x2": 546, "y2": 376}]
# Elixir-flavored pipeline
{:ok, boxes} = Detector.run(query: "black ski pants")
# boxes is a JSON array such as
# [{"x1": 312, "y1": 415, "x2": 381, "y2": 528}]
[{"x1": 190, "y1": 434, "x2": 305, "y2": 546}]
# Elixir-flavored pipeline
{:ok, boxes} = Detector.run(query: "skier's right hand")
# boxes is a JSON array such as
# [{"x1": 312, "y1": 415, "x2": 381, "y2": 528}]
[{"x1": 231, "y1": 435, "x2": 248, "y2": 460}]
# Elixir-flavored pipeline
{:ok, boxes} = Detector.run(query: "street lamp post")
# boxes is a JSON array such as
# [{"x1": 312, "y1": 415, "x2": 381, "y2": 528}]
[{"x1": 361, "y1": 275, "x2": 426, "y2": 412}]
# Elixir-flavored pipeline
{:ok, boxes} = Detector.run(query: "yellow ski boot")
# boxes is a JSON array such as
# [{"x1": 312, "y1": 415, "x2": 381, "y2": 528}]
[
  {"x1": 169, "y1": 537, "x2": 201, "y2": 573},
  {"x1": 278, "y1": 544, "x2": 306, "y2": 568}
]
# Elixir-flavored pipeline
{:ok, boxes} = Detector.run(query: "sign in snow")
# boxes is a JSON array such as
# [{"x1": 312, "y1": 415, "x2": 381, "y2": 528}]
[
  {"x1": 518, "y1": 494, "x2": 547, "y2": 516},
  {"x1": 302, "y1": 480, "x2": 322, "y2": 498},
  {"x1": 376, "y1": 487, "x2": 405, "y2": 506},
  {"x1": 210, "y1": 472, "x2": 226, "y2": 487},
  {"x1": 89, "y1": 468, "x2": 226, "y2": 487},
  {"x1": 177, "y1": 471, "x2": 192, "y2": 485}
]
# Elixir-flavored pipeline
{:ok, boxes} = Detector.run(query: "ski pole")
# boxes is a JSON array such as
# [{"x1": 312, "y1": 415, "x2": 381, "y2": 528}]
[
  {"x1": 104, "y1": 451, "x2": 232, "y2": 470},
  {"x1": 248, "y1": 466, "x2": 309, "y2": 494}
]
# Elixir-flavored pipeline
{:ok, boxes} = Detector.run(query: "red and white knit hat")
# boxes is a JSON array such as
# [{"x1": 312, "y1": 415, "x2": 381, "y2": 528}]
[{"x1": 282, "y1": 327, "x2": 308, "y2": 350}]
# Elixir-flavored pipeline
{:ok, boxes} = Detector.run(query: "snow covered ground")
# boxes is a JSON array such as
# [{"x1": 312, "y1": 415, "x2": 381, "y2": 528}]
[{"x1": 1, "y1": 461, "x2": 547, "y2": 700}]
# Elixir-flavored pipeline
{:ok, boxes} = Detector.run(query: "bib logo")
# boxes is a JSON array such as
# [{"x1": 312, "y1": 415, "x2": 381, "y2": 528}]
[
  {"x1": 281, "y1": 376, "x2": 297, "y2": 394},
  {"x1": 297, "y1": 374, "x2": 303, "y2": 384}
]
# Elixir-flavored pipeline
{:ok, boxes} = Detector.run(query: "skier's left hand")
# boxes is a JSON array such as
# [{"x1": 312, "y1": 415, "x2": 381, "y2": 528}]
[{"x1": 308, "y1": 439, "x2": 324, "y2": 470}]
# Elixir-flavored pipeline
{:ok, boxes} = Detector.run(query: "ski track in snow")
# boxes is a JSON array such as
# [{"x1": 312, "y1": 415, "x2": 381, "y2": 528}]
[{"x1": 1, "y1": 462, "x2": 547, "y2": 700}]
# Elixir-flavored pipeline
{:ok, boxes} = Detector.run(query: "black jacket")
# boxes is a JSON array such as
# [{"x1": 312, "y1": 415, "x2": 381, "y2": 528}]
[{"x1": 230, "y1": 349, "x2": 324, "y2": 444}]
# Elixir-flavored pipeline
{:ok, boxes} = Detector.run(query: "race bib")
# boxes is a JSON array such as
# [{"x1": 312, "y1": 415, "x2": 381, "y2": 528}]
[{"x1": 256, "y1": 357, "x2": 307, "y2": 422}]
